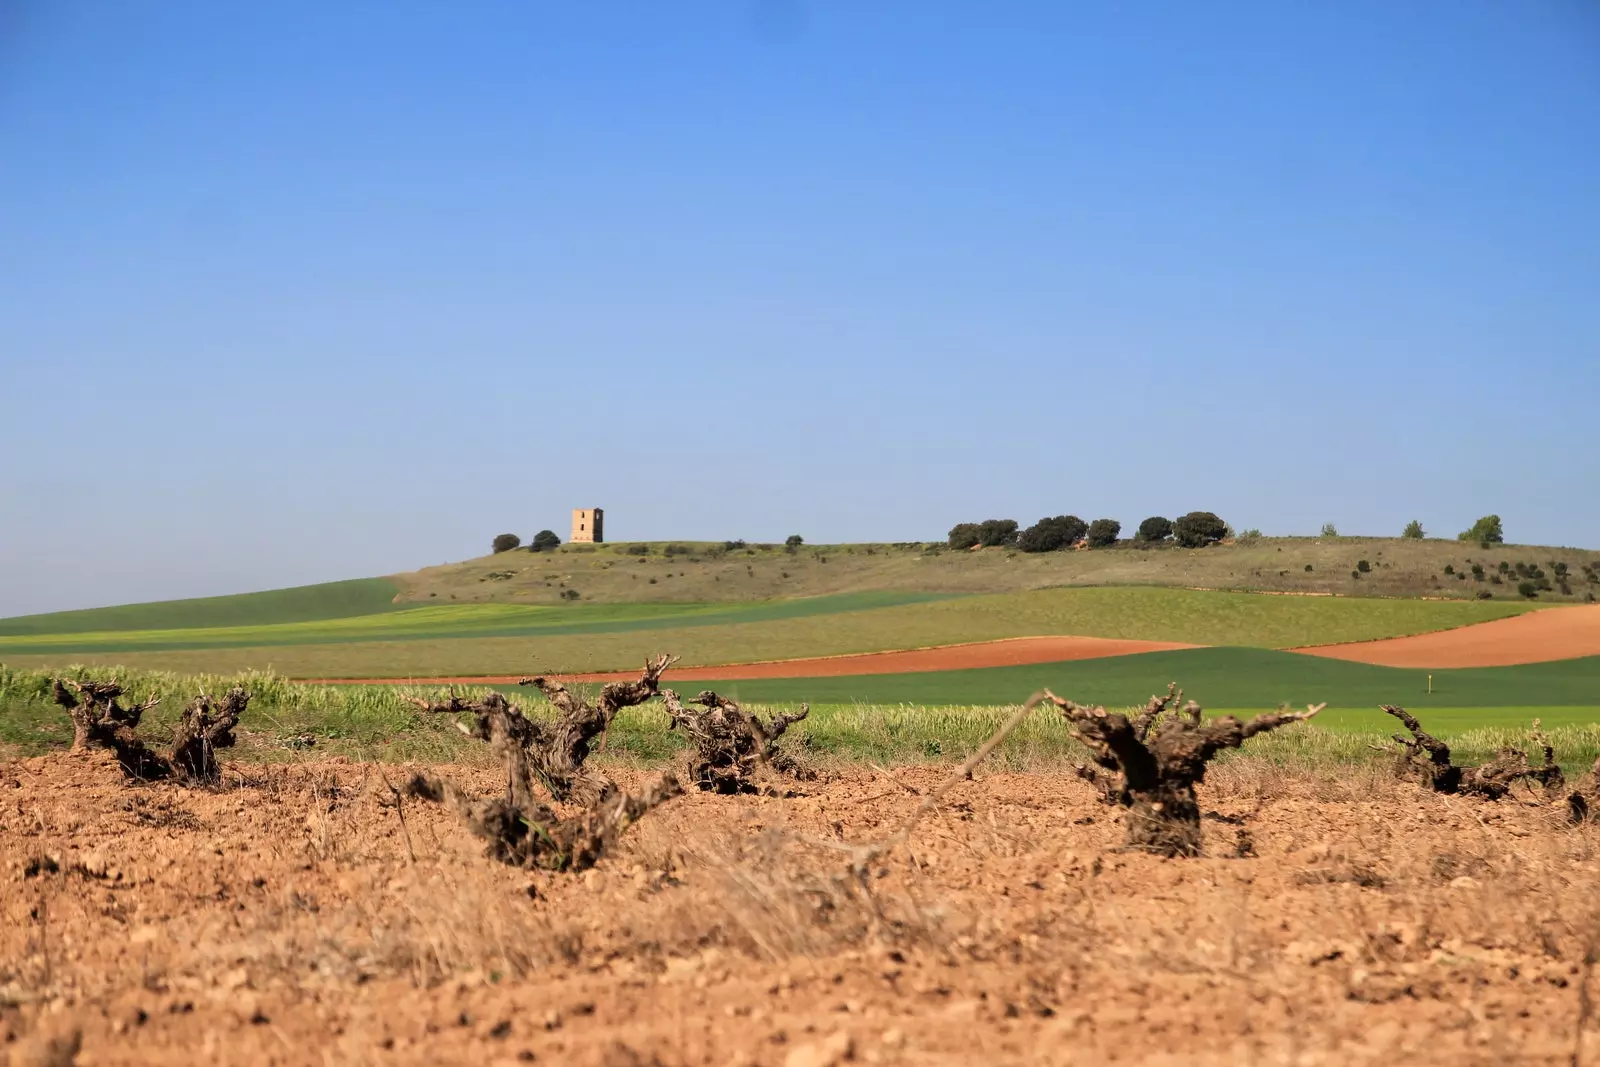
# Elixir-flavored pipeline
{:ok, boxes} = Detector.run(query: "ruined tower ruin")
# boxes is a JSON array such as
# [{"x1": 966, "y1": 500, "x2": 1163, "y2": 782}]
[{"x1": 571, "y1": 508, "x2": 604, "y2": 544}]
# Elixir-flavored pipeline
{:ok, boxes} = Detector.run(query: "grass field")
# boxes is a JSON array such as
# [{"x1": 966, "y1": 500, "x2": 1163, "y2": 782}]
[
  {"x1": 4, "y1": 661, "x2": 1597, "y2": 771},
  {"x1": 0, "y1": 586, "x2": 1545, "y2": 677},
  {"x1": 0, "y1": 577, "x2": 403, "y2": 636}
]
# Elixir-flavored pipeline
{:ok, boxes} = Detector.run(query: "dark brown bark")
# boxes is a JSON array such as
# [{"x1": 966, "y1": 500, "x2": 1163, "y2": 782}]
[
  {"x1": 1049, "y1": 689, "x2": 1324, "y2": 857},
  {"x1": 51, "y1": 677, "x2": 248, "y2": 784},
  {"x1": 169, "y1": 687, "x2": 249, "y2": 783},
  {"x1": 404, "y1": 655, "x2": 684, "y2": 870},
  {"x1": 660, "y1": 688, "x2": 811, "y2": 794},
  {"x1": 1382, "y1": 706, "x2": 1565, "y2": 799}
]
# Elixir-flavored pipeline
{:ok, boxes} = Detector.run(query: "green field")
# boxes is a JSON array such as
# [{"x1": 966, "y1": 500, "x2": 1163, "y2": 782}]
[
  {"x1": 3, "y1": 663, "x2": 1596, "y2": 773},
  {"x1": 0, "y1": 578, "x2": 403, "y2": 636},
  {"x1": 0, "y1": 586, "x2": 1543, "y2": 678}
]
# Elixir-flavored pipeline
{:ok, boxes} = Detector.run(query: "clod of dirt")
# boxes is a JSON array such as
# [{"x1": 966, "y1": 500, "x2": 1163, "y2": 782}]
[
  {"x1": 660, "y1": 688, "x2": 812, "y2": 794},
  {"x1": 1380, "y1": 706, "x2": 1565, "y2": 798},
  {"x1": 51, "y1": 678, "x2": 249, "y2": 784},
  {"x1": 403, "y1": 655, "x2": 685, "y2": 871},
  {"x1": 1048, "y1": 685, "x2": 1324, "y2": 857}
]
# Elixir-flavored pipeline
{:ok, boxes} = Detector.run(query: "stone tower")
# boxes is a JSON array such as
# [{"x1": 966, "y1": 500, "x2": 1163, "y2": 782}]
[{"x1": 571, "y1": 508, "x2": 604, "y2": 544}]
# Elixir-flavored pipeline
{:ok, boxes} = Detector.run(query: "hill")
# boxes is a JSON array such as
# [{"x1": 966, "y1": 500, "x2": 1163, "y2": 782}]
[{"x1": 391, "y1": 536, "x2": 1600, "y2": 606}]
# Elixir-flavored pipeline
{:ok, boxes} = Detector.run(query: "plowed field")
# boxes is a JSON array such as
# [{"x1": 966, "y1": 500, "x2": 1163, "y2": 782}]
[
  {"x1": 1298, "y1": 604, "x2": 1600, "y2": 667},
  {"x1": 3, "y1": 752, "x2": 1598, "y2": 1065}
]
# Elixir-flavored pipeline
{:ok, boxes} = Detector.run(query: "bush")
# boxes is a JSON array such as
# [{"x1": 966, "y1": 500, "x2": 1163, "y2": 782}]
[
  {"x1": 1443, "y1": 564, "x2": 1454, "y2": 575},
  {"x1": 664, "y1": 543, "x2": 692, "y2": 557},
  {"x1": 626, "y1": 543, "x2": 650, "y2": 555},
  {"x1": 1470, "y1": 563, "x2": 1485, "y2": 580},
  {"x1": 1304, "y1": 564, "x2": 1313, "y2": 572},
  {"x1": 1475, "y1": 589, "x2": 1493, "y2": 600},
  {"x1": 978, "y1": 519, "x2": 1020, "y2": 547},
  {"x1": 1350, "y1": 570, "x2": 1361, "y2": 580},
  {"x1": 1135, "y1": 516, "x2": 1172, "y2": 543},
  {"x1": 1402, "y1": 520, "x2": 1424, "y2": 539},
  {"x1": 1236, "y1": 527, "x2": 1262, "y2": 543},
  {"x1": 559, "y1": 588, "x2": 581, "y2": 601},
  {"x1": 785, "y1": 535, "x2": 804, "y2": 548},
  {"x1": 1174, "y1": 511, "x2": 1228, "y2": 548},
  {"x1": 492, "y1": 533, "x2": 522, "y2": 554},
  {"x1": 1086, "y1": 518, "x2": 1121, "y2": 548},
  {"x1": 1357, "y1": 559, "x2": 1371, "y2": 573},
  {"x1": 1517, "y1": 580, "x2": 1538, "y2": 599},
  {"x1": 723, "y1": 540, "x2": 746, "y2": 551},
  {"x1": 529, "y1": 529, "x2": 561, "y2": 552},
  {"x1": 1018, "y1": 515, "x2": 1086, "y2": 553},
  {"x1": 1458, "y1": 515, "x2": 1504, "y2": 544},
  {"x1": 1321, "y1": 522, "x2": 1338, "y2": 538},
  {"x1": 948, "y1": 523, "x2": 982, "y2": 550}
]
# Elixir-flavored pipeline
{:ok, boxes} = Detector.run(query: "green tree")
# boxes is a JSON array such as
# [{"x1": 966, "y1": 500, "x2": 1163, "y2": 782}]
[
  {"x1": 1086, "y1": 518, "x2": 1121, "y2": 548},
  {"x1": 492, "y1": 533, "x2": 522, "y2": 554},
  {"x1": 1320, "y1": 522, "x2": 1338, "y2": 538},
  {"x1": 1174, "y1": 512, "x2": 1228, "y2": 548},
  {"x1": 530, "y1": 529, "x2": 561, "y2": 552},
  {"x1": 1018, "y1": 515, "x2": 1087, "y2": 553},
  {"x1": 1458, "y1": 515, "x2": 1505, "y2": 545},
  {"x1": 1402, "y1": 520, "x2": 1424, "y2": 539},
  {"x1": 1135, "y1": 516, "x2": 1172, "y2": 543},
  {"x1": 947, "y1": 523, "x2": 982, "y2": 550},
  {"x1": 978, "y1": 518, "x2": 1020, "y2": 547},
  {"x1": 785, "y1": 534, "x2": 804, "y2": 548}
]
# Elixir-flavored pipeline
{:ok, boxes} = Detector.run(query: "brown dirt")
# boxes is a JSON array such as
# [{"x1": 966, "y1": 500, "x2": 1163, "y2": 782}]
[
  {"x1": 1296, "y1": 603, "x2": 1600, "y2": 667},
  {"x1": 5, "y1": 751, "x2": 1600, "y2": 1065},
  {"x1": 308, "y1": 635, "x2": 1196, "y2": 686}
]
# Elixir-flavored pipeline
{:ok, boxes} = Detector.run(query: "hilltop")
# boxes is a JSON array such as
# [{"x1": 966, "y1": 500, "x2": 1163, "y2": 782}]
[{"x1": 391, "y1": 535, "x2": 1600, "y2": 607}]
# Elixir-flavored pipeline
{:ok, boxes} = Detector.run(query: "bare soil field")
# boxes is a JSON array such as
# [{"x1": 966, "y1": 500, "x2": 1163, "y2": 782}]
[
  {"x1": 1299, "y1": 603, "x2": 1600, "y2": 667},
  {"x1": 310, "y1": 635, "x2": 1196, "y2": 686},
  {"x1": 5, "y1": 751, "x2": 1600, "y2": 1066}
]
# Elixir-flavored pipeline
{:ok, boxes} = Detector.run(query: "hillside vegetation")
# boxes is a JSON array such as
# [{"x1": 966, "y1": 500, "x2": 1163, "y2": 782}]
[{"x1": 394, "y1": 536, "x2": 1600, "y2": 606}]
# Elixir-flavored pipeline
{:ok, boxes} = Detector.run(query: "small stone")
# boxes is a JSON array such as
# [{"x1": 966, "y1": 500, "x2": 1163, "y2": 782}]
[{"x1": 784, "y1": 1030, "x2": 854, "y2": 1067}]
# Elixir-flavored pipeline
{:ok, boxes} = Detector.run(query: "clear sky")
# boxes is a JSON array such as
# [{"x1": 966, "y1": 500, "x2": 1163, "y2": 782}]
[{"x1": 2, "y1": 2, "x2": 1597, "y2": 616}]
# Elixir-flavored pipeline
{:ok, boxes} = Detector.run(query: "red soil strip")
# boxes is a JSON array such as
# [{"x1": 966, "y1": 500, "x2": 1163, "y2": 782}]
[
  {"x1": 305, "y1": 635, "x2": 1198, "y2": 686},
  {"x1": 1294, "y1": 604, "x2": 1600, "y2": 668}
]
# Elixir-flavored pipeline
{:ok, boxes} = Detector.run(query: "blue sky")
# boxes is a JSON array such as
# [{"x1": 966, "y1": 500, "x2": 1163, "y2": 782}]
[{"x1": 2, "y1": 2, "x2": 1597, "y2": 616}]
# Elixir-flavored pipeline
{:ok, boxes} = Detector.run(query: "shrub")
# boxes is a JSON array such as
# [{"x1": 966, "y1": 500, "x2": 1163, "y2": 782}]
[
  {"x1": 723, "y1": 540, "x2": 746, "y2": 551},
  {"x1": 1357, "y1": 559, "x2": 1371, "y2": 573},
  {"x1": 1458, "y1": 514, "x2": 1504, "y2": 544},
  {"x1": 664, "y1": 543, "x2": 692, "y2": 557},
  {"x1": 1476, "y1": 589, "x2": 1493, "y2": 600},
  {"x1": 1443, "y1": 564, "x2": 1454, "y2": 575},
  {"x1": 1517, "y1": 580, "x2": 1538, "y2": 599},
  {"x1": 1174, "y1": 511, "x2": 1228, "y2": 548},
  {"x1": 1086, "y1": 518, "x2": 1121, "y2": 548},
  {"x1": 1350, "y1": 570, "x2": 1360, "y2": 580},
  {"x1": 1470, "y1": 563, "x2": 1485, "y2": 579},
  {"x1": 1135, "y1": 516, "x2": 1173, "y2": 543},
  {"x1": 1018, "y1": 515, "x2": 1087, "y2": 553},
  {"x1": 1321, "y1": 522, "x2": 1338, "y2": 538},
  {"x1": 1237, "y1": 527, "x2": 1263, "y2": 543},
  {"x1": 1560, "y1": 581, "x2": 1573, "y2": 596},
  {"x1": 1402, "y1": 520, "x2": 1424, "y2": 539},
  {"x1": 948, "y1": 523, "x2": 982, "y2": 550},
  {"x1": 626, "y1": 543, "x2": 650, "y2": 555},
  {"x1": 559, "y1": 588, "x2": 580, "y2": 601},
  {"x1": 1304, "y1": 564, "x2": 1313, "y2": 572},
  {"x1": 492, "y1": 533, "x2": 522, "y2": 554},
  {"x1": 784, "y1": 535, "x2": 804, "y2": 548},
  {"x1": 1490, "y1": 574, "x2": 1503, "y2": 585},
  {"x1": 978, "y1": 519, "x2": 1020, "y2": 547},
  {"x1": 530, "y1": 529, "x2": 561, "y2": 552}
]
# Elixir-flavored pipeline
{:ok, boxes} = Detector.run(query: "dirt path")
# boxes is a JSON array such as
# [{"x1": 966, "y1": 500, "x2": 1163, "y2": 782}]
[
  {"x1": 1294, "y1": 603, "x2": 1600, "y2": 667},
  {"x1": 304, "y1": 634, "x2": 1197, "y2": 685}
]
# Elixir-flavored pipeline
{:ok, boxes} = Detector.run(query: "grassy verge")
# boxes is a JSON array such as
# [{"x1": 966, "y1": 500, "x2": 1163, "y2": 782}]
[
  {"x1": 5, "y1": 665, "x2": 1598, "y2": 773},
  {"x1": 0, "y1": 587, "x2": 1549, "y2": 677}
]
